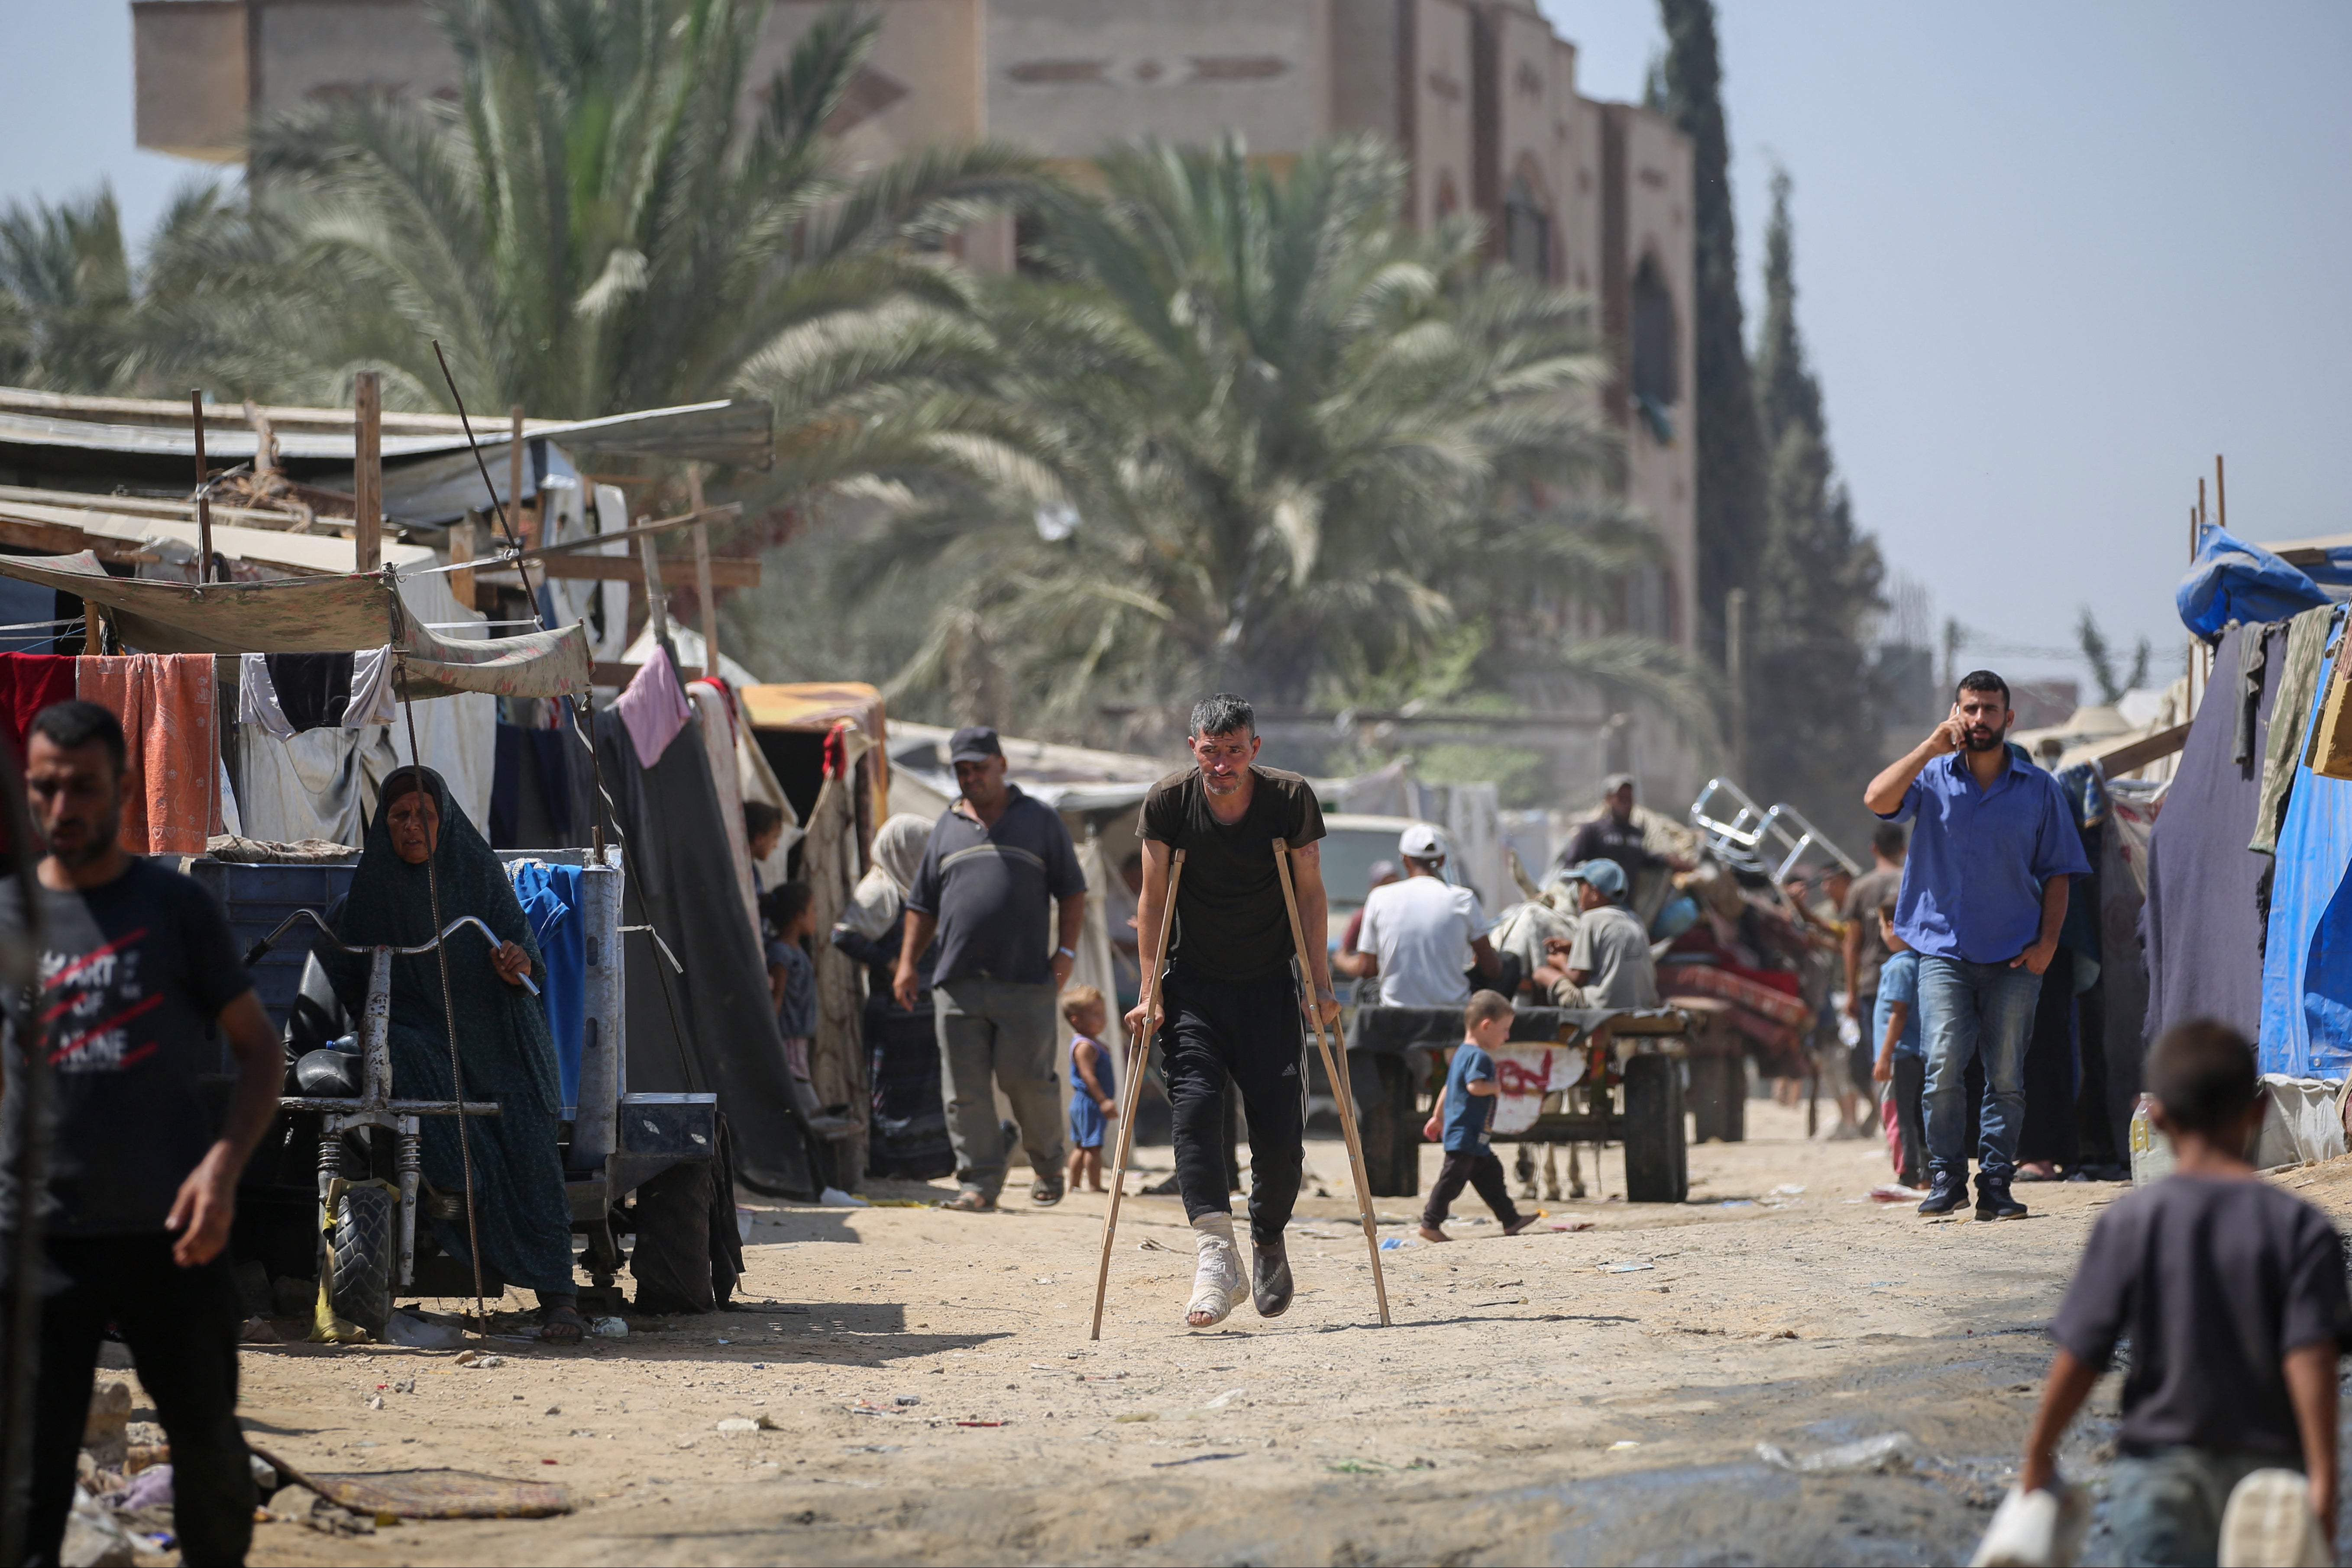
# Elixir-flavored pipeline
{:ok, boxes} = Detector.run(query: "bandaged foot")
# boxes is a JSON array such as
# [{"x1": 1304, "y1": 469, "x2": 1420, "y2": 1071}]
[{"x1": 1187, "y1": 1212, "x2": 1245, "y2": 1329}]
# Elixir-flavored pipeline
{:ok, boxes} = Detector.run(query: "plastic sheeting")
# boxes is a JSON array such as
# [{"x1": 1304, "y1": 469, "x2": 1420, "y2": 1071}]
[
  {"x1": 2176, "y1": 527, "x2": 2347, "y2": 640},
  {"x1": 2261, "y1": 641, "x2": 2352, "y2": 1079}
]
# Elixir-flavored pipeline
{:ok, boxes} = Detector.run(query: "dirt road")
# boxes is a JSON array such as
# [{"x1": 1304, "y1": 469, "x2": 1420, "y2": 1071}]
[{"x1": 141, "y1": 1100, "x2": 2342, "y2": 1565}]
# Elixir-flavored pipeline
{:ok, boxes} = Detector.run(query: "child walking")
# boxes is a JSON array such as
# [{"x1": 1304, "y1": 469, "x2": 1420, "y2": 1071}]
[
  {"x1": 2016, "y1": 1020, "x2": 2349, "y2": 1566},
  {"x1": 1063, "y1": 986, "x2": 1116, "y2": 1194},
  {"x1": 1417, "y1": 991, "x2": 1536, "y2": 1242},
  {"x1": 1870, "y1": 902, "x2": 1926, "y2": 1188}
]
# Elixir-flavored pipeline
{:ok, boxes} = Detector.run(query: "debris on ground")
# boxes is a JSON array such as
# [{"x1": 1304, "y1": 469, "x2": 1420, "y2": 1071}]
[{"x1": 1754, "y1": 1432, "x2": 1912, "y2": 1473}]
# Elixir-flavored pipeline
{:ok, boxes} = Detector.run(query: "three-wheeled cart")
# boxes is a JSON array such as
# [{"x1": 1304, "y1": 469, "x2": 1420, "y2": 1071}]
[
  {"x1": 192, "y1": 849, "x2": 715, "y2": 1331},
  {"x1": 1345, "y1": 1003, "x2": 1696, "y2": 1203}
]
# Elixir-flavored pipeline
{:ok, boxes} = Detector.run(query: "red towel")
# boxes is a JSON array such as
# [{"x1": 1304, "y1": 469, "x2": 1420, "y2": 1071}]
[
  {"x1": 76, "y1": 654, "x2": 221, "y2": 854},
  {"x1": 0, "y1": 652, "x2": 78, "y2": 764}
]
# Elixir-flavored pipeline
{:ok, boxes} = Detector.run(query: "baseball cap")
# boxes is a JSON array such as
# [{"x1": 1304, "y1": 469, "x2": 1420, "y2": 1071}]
[
  {"x1": 1602, "y1": 772, "x2": 1636, "y2": 795},
  {"x1": 1398, "y1": 823, "x2": 1446, "y2": 860},
  {"x1": 948, "y1": 725, "x2": 1002, "y2": 764},
  {"x1": 1561, "y1": 858, "x2": 1628, "y2": 900}
]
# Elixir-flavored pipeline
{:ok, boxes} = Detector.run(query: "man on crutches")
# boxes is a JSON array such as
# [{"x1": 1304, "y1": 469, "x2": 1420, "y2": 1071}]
[{"x1": 1123, "y1": 695, "x2": 1341, "y2": 1329}]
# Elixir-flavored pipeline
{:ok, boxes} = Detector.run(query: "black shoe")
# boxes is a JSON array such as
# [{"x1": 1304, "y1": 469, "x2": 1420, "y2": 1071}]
[
  {"x1": 1916, "y1": 1168, "x2": 1970, "y2": 1216},
  {"x1": 1252, "y1": 1236, "x2": 1293, "y2": 1318},
  {"x1": 1975, "y1": 1172, "x2": 2028, "y2": 1222}
]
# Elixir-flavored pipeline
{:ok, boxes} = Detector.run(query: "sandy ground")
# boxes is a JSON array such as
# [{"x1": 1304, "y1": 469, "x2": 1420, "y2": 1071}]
[{"x1": 104, "y1": 1099, "x2": 2352, "y2": 1565}]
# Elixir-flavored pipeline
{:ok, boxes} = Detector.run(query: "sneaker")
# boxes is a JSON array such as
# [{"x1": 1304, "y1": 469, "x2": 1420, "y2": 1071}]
[
  {"x1": 1975, "y1": 1171, "x2": 2029, "y2": 1222},
  {"x1": 1916, "y1": 1167, "x2": 1970, "y2": 1216}
]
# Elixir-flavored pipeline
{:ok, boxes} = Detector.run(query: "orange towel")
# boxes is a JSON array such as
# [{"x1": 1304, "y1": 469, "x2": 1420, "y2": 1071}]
[{"x1": 76, "y1": 654, "x2": 221, "y2": 854}]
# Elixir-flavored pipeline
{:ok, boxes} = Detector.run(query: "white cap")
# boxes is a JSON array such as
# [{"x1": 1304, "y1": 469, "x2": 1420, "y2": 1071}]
[{"x1": 1398, "y1": 823, "x2": 1446, "y2": 860}]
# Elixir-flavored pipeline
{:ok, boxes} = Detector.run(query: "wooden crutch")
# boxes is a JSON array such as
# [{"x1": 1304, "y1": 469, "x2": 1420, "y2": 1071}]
[
  {"x1": 1271, "y1": 838, "x2": 1392, "y2": 1327},
  {"x1": 1089, "y1": 848, "x2": 1186, "y2": 1341}
]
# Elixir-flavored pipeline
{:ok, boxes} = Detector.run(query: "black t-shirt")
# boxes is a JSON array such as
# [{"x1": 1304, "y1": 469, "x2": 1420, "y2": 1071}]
[
  {"x1": 1557, "y1": 814, "x2": 1660, "y2": 885},
  {"x1": 0, "y1": 859, "x2": 252, "y2": 1235},
  {"x1": 2049, "y1": 1174, "x2": 2352, "y2": 1461},
  {"x1": 904, "y1": 786, "x2": 1087, "y2": 987},
  {"x1": 1138, "y1": 766, "x2": 1326, "y2": 982}
]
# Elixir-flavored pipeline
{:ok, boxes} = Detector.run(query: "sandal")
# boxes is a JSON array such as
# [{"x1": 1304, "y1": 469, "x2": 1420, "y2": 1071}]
[
  {"x1": 1029, "y1": 1176, "x2": 1064, "y2": 1207},
  {"x1": 537, "y1": 1303, "x2": 587, "y2": 1345},
  {"x1": 942, "y1": 1189, "x2": 996, "y2": 1212}
]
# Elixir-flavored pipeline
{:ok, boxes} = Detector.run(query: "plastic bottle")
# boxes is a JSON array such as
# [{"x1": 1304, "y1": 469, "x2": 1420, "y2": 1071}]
[{"x1": 2128, "y1": 1094, "x2": 2176, "y2": 1186}]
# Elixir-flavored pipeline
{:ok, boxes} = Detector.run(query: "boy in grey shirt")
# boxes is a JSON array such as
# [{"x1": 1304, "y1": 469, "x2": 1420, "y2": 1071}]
[{"x1": 1534, "y1": 859, "x2": 1658, "y2": 1009}]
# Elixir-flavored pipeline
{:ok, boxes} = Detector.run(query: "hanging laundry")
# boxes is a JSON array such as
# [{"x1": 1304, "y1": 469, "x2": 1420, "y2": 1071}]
[
  {"x1": 0, "y1": 651, "x2": 78, "y2": 762},
  {"x1": 238, "y1": 648, "x2": 398, "y2": 738},
  {"x1": 76, "y1": 653, "x2": 220, "y2": 854},
  {"x1": 611, "y1": 643, "x2": 692, "y2": 769}
]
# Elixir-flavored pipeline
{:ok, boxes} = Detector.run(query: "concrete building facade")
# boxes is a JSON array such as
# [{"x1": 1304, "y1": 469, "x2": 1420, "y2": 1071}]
[{"x1": 133, "y1": 0, "x2": 1699, "y2": 801}]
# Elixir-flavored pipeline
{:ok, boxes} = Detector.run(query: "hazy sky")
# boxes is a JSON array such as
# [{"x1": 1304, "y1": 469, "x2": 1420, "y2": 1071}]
[{"x1": 6, "y1": 2, "x2": 2349, "y2": 696}]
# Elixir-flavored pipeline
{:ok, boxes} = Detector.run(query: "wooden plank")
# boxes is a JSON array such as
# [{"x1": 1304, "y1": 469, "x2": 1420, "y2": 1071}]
[
  {"x1": 2263, "y1": 533, "x2": 2352, "y2": 566},
  {"x1": 2093, "y1": 721, "x2": 2193, "y2": 778},
  {"x1": 508, "y1": 405, "x2": 528, "y2": 544},
  {"x1": 690, "y1": 468, "x2": 716, "y2": 674},
  {"x1": 449, "y1": 515, "x2": 475, "y2": 603},
  {"x1": 477, "y1": 553, "x2": 759, "y2": 586},
  {"x1": 353, "y1": 372, "x2": 381, "y2": 573},
  {"x1": 0, "y1": 516, "x2": 149, "y2": 562},
  {"x1": 501, "y1": 502, "x2": 741, "y2": 564},
  {"x1": 640, "y1": 526, "x2": 669, "y2": 642}
]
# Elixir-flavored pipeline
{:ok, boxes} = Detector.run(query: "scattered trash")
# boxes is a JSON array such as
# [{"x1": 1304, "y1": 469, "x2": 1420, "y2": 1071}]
[
  {"x1": 1548, "y1": 1220, "x2": 1595, "y2": 1232},
  {"x1": 1867, "y1": 1280, "x2": 1900, "y2": 1289},
  {"x1": 391, "y1": 1378, "x2": 414, "y2": 1394},
  {"x1": 365, "y1": 1395, "x2": 383, "y2": 1411},
  {"x1": 1137, "y1": 1238, "x2": 1179, "y2": 1253},
  {"x1": 1717, "y1": 1200, "x2": 1755, "y2": 1209},
  {"x1": 452, "y1": 1351, "x2": 503, "y2": 1369},
  {"x1": 736, "y1": 1206, "x2": 756, "y2": 1243},
  {"x1": 64, "y1": 1483, "x2": 136, "y2": 1565},
  {"x1": 109, "y1": 1464, "x2": 173, "y2": 1513},
  {"x1": 1608, "y1": 1441, "x2": 1641, "y2": 1451},
  {"x1": 846, "y1": 1401, "x2": 899, "y2": 1417},
  {"x1": 1867, "y1": 1184, "x2": 1929, "y2": 1203},
  {"x1": 1768, "y1": 1183, "x2": 1806, "y2": 1196},
  {"x1": 1151, "y1": 1452, "x2": 1243, "y2": 1468},
  {"x1": 844, "y1": 1444, "x2": 901, "y2": 1454},
  {"x1": 1033, "y1": 1277, "x2": 1053, "y2": 1285},
  {"x1": 1323, "y1": 1458, "x2": 1390, "y2": 1474},
  {"x1": 1754, "y1": 1432, "x2": 1912, "y2": 1474},
  {"x1": 894, "y1": 1394, "x2": 921, "y2": 1406},
  {"x1": 1597, "y1": 1261, "x2": 1655, "y2": 1274},
  {"x1": 1201, "y1": 1389, "x2": 1244, "y2": 1409},
  {"x1": 238, "y1": 1316, "x2": 281, "y2": 1345},
  {"x1": 1113, "y1": 1412, "x2": 1157, "y2": 1423},
  {"x1": 819, "y1": 1188, "x2": 871, "y2": 1208},
  {"x1": 954, "y1": 1420, "x2": 1004, "y2": 1428},
  {"x1": 716, "y1": 1418, "x2": 761, "y2": 1435},
  {"x1": 1377, "y1": 1238, "x2": 1412, "y2": 1251},
  {"x1": 589, "y1": 1318, "x2": 628, "y2": 1338},
  {"x1": 383, "y1": 1310, "x2": 466, "y2": 1350}
]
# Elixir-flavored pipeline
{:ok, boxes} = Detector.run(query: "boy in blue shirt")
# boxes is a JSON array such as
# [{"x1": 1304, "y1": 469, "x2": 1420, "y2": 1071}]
[
  {"x1": 1870, "y1": 900, "x2": 1927, "y2": 1189},
  {"x1": 1417, "y1": 991, "x2": 1535, "y2": 1241}
]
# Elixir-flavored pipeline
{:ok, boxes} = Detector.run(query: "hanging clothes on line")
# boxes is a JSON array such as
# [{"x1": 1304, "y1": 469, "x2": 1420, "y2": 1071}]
[
  {"x1": 237, "y1": 648, "x2": 398, "y2": 738},
  {"x1": 611, "y1": 643, "x2": 692, "y2": 768},
  {"x1": 76, "y1": 653, "x2": 221, "y2": 854},
  {"x1": 0, "y1": 651, "x2": 78, "y2": 762}
]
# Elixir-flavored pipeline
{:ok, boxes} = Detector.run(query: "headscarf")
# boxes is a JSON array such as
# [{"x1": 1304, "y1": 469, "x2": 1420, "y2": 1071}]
[
  {"x1": 839, "y1": 813, "x2": 932, "y2": 941},
  {"x1": 322, "y1": 765, "x2": 559, "y2": 1116}
]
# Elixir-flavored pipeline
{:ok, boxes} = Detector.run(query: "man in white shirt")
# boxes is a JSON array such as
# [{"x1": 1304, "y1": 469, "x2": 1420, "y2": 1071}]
[{"x1": 1334, "y1": 824, "x2": 1502, "y2": 1007}]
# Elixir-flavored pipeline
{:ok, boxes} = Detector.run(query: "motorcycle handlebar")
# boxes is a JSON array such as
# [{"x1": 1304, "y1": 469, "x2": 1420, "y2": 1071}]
[{"x1": 242, "y1": 910, "x2": 540, "y2": 996}]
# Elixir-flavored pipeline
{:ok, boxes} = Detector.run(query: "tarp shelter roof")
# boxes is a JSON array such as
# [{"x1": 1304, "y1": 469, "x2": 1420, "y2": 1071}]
[
  {"x1": 0, "y1": 487, "x2": 435, "y2": 575},
  {"x1": 741, "y1": 682, "x2": 885, "y2": 740},
  {"x1": 0, "y1": 386, "x2": 774, "y2": 469},
  {"x1": 0, "y1": 552, "x2": 589, "y2": 700}
]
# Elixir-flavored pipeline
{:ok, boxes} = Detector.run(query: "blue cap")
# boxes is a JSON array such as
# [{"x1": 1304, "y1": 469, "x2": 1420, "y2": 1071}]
[{"x1": 1563, "y1": 858, "x2": 1628, "y2": 901}]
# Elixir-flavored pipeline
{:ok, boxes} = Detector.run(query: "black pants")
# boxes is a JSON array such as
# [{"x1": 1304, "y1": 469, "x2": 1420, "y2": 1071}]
[
  {"x1": 1159, "y1": 966, "x2": 1304, "y2": 1246},
  {"x1": 0, "y1": 1233, "x2": 253, "y2": 1567},
  {"x1": 1893, "y1": 1053, "x2": 1928, "y2": 1189},
  {"x1": 1421, "y1": 1149, "x2": 1522, "y2": 1230}
]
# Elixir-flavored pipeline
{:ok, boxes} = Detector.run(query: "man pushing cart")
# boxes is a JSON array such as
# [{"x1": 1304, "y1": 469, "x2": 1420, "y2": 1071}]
[{"x1": 1094, "y1": 694, "x2": 1388, "y2": 1332}]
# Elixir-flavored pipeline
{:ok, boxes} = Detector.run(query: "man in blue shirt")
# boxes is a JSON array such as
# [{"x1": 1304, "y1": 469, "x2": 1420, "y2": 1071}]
[{"x1": 1864, "y1": 670, "x2": 2090, "y2": 1222}]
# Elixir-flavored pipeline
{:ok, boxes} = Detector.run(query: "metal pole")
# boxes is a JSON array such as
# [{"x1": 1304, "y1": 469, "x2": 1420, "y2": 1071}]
[{"x1": 191, "y1": 390, "x2": 214, "y2": 584}]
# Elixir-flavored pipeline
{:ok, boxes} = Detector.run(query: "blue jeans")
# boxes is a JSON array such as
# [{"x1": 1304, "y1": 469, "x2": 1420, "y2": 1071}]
[{"x1": 1916, "y1": 955, "x2": 2043, "y2": 1177}]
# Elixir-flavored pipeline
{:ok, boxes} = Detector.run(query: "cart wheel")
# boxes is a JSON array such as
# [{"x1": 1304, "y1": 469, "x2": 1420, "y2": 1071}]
[
  {"x1": 330, "y1": 1183, "x2": 397, "y2": 1336},
  {"x1": 1622, "y1": 1055, "x2": 1689, "y2": 1203},
  {"x1": 1689, "y1": 1054, "x2": 1747, "y2": 1144}
]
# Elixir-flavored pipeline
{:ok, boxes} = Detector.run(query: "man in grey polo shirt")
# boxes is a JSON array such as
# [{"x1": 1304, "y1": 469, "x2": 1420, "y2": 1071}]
[{"x1": 896, "y1": 727, "x2": 1088, "y2": 1211}]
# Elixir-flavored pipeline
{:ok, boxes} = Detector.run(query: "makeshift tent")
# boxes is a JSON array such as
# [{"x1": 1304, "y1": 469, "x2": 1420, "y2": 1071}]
[
  {"x1": 2258, "y1": 614, "x2": 2352, "y2": 1079},
  {"x1": 2177, "y1": 527, "x2": 2352, "y2": 641}
]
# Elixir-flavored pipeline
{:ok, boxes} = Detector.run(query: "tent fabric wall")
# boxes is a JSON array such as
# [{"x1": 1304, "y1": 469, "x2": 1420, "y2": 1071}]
[
  {"x1": 2143, "y1": 625, "x2": 2280, "y2": 1048},
  {"x1": 802, "y1": 741, "x2": 872, "y2": 1187},
  {"x1": 592, "y1": 697, "x2": 815, "y2": 1199},
  {"x1": 2260, "y1": 630, "x2": 2352, "y2": 1079}
]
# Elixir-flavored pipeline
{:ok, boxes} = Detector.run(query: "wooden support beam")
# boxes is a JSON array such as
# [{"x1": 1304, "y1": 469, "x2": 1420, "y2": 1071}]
[
  {"x1": 190, "y1": 390, "x2": 214, "y2": 583},
  {"x1": 640, "y1": 522, "x2": 669, "y2": 643},
  {"x1": 353, "y1": 372, "x2": 382, "y2": 573},
  {"x1": 450, "y1": 514, "x2": 476, "y2": 603},
  {"x1": 2092, "y1": 721, "x2": 2193, "y2": 779},
  {"x1": 509, "y1": 405, "x2": 529, "y2": 545},
  {"x1": 689, "y1": 467, "x2": 717, "y2": 680}
]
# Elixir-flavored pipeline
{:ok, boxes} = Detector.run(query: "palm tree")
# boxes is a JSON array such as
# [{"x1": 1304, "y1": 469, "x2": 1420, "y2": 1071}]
[
  {"x1": 861, "y1": 135, "x2": 1713, "y2": 736},
  {"x1": 235, "y1": 0, "x2": 1037, "y2": 452}
]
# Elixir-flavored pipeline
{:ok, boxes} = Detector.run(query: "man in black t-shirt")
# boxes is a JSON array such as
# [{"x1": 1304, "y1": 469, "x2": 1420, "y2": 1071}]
[
  {"x1": 0, "y1": 702, "x2": 283, "y2": 1567},
  {"x1": 1553, "y1": 773, "x2": 1694, "y2": 893},
  {"x1": 1127, "y1": 694, "x2": 1335, "y2": 1329}
]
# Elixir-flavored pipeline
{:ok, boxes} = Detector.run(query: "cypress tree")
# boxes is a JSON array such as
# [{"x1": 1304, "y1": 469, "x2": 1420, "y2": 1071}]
[
  {"x1": 1657, "y1": 0, "x2": 1767, "y2": 669},
  {"x1": 1748, "y1": 169, "x2": 1884, "y2": 843}
]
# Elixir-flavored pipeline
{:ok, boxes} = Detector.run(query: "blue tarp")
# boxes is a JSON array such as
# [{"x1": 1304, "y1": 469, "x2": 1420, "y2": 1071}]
[
  {"x1": 507, "y1": 859, "x2": 588, "y2": 1113},
  {"x1": 2176, "y1": 526, "x2": 2349, "y2": 640},
  {"x1": 2258, "y1": 617, "x2": 2352, "y2": 1078}
]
